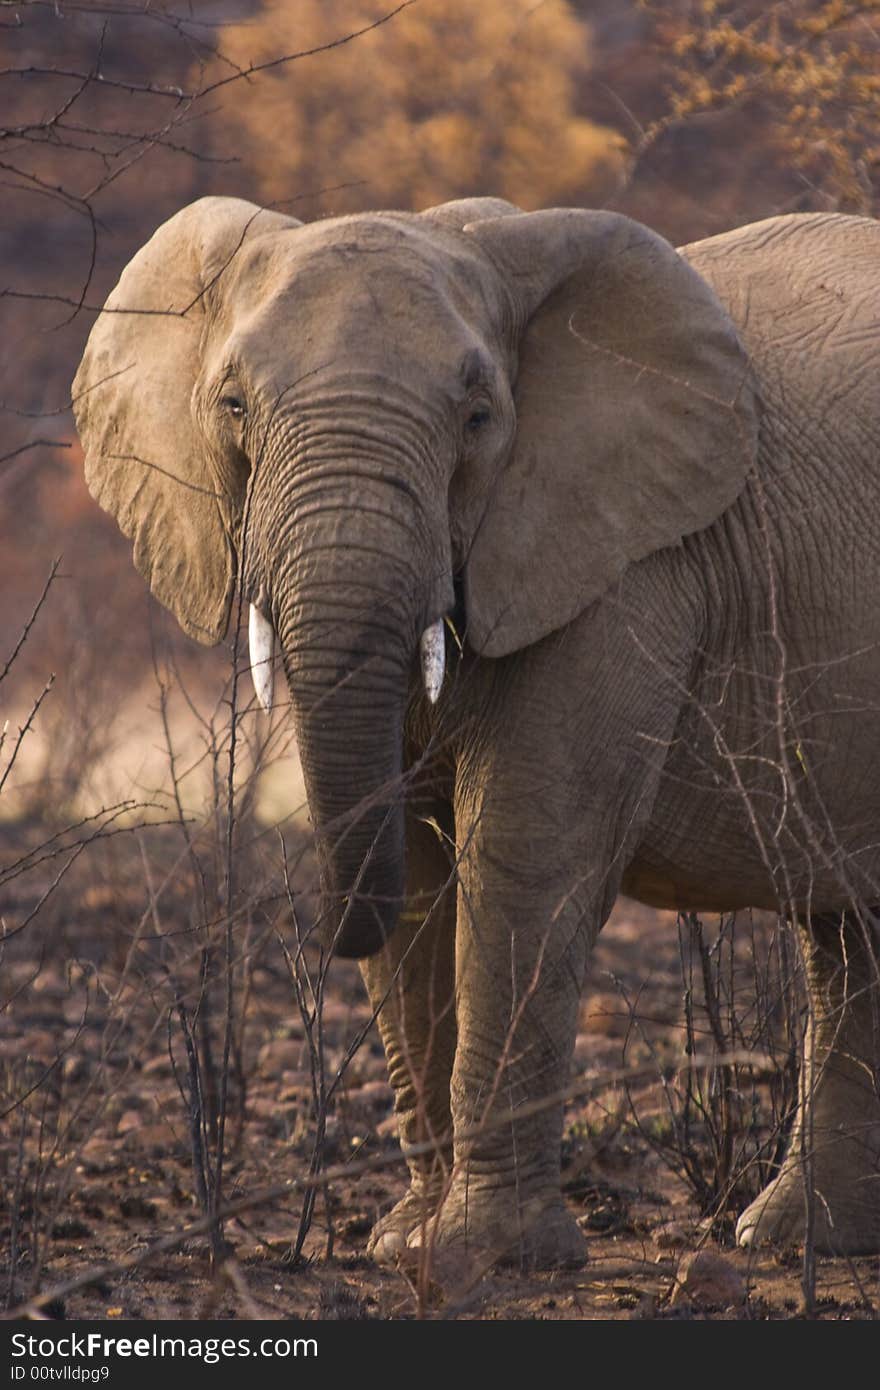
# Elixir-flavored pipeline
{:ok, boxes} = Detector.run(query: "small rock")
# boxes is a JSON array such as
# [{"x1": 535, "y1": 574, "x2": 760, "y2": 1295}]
[
  {"x1": 249, "y1": 1228, "x2": 294, "y2": 1254},
  {"x1": 119, "y1": 1194, "x2": 157, "y2": 1220},
  {"x1": 258, "y1": 1038, "x2": 305, "y2": 1072},
  {"x1": 52, "y1": 1217, "x2": 92, "y2": 1241},
  {"x1": 670, "y1": 1250, "x2": 746, "y2": 1309},
  {"x1": 62, "y1": 995, "x2": 89, "y2": 1024},
  {"x1": 62, "y1": 1055, "x2": 89, "y2": 1083},
  {"x1": 32, "y1": 971, "x2": 66, "y2": 996},
  {"x1": 320, "y1": 999, "x2": 369, "y2": 1027},
  {"x1": 350, "y1": 1080, "x2": 393, "y2": 1110},
  {"x1": 279, "y1": 1069, "x2": 313, "y2": 1101},
  {"x1": 13, "y1": 1030, "x2": 57, "y2": 1064},
  {"x1": 277, "y1": 1085, "x2": 311, "y2": 1106},
  {"x1": 250, "y1": 1095, "x2": 297, "y2": 1121},
  {"x1": 341, "y1": 1213, "x2": 373, "y2": 1238},
  {"x1": 653, "y1": 1220, "x2": 694, "y2": 1250},
  {"x1": 580, "y1": 991, "x2": 629, "y2": 1038},
  {"x1": 78, "y1": 1137, "x2": 119, "y2": 1172},
  {"x1": 120, "y1": 1121, "x2": 179, "y2": 1156},
  {"x1": 81, "y1": 884, "x2": 118, "y2": 911},
  {"x1": 142, "y1": 1053, "x2": 174, "y2": 1077}
]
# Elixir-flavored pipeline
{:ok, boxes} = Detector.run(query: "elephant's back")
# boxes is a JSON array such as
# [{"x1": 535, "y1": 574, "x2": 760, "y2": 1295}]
[
  {"x1": 680, "y1": 210, "x2": 880, "y2": 316},
  {"x1": 680, "y1": 213, "x2": 880, "y2": 444},
  {"x1": 682, "y1": 212, "x2": 880, "y2": 607}
]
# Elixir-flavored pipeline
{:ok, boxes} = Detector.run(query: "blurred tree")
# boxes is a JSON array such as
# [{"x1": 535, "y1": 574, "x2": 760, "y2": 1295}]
[
  {"x1": 210, "y1": 0, "x2": 626, "y2": 213},
  {"x1": 639, "y1": 0, "x2": 880, "y2": 215}
]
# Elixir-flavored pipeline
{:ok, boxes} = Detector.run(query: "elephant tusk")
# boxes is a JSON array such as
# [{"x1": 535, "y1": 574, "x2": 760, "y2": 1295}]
[
  {"x1": 420, "y1": 619, "x2": 445, "y2": 705},
  {"x1": 248, "y1": 602, "x2": 276, "y2": 714}
]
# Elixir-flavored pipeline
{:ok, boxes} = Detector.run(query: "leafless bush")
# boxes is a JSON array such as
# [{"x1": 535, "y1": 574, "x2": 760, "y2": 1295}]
[{"x1": 618, "y1": 910, "x2": 801, "y2": 1235}]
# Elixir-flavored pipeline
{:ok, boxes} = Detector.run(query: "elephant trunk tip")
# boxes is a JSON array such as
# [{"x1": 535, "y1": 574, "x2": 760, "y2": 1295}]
[{"x1": 325, "y1": 888, "x2": 404, "y2": 959}]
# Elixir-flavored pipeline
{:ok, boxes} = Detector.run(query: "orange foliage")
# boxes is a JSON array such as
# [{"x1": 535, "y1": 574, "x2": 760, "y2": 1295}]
[
  {"x1": 644, "y1": 0, "x2": 880, "y2": 215},
  {"x1": 209, "y1": 0, "x2": 626, "y2": 213}
]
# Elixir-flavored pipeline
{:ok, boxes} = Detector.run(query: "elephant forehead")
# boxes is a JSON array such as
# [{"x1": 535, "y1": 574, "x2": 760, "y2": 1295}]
[
  {"x1": 215, "y1": 273, "x2": 494, "y2": 400},
  {"x1": 217, "y1": 214, "x2": 499, "y2": 327},
  {"x1": 226, "y1": 299, "x2": 490, "y2": 405}
]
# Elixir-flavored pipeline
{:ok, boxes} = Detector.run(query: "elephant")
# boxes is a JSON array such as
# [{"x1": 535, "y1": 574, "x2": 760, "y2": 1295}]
[{"x1": 72, "y1": 194, "x2": 880, "y2": 1268}]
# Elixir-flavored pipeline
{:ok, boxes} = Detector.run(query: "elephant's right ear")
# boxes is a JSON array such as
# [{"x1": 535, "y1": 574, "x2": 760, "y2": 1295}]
[
  {"x1": 72, "y1": 197, "x2": 300, "y2": 644},
  {"x1": 460, "y1": 210, "x2": 760, "y2": 657}
]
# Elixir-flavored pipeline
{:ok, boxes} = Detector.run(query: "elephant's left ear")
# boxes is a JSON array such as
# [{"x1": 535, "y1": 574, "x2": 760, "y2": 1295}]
[{"x1": 460, "y1": 210, "x2": 759, "y2": 657}]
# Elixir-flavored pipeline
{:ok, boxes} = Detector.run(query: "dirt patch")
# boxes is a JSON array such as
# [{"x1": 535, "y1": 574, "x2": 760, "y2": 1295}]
[{"x1": 1, "y1": 822, "x2": 876, "y2": 1321}]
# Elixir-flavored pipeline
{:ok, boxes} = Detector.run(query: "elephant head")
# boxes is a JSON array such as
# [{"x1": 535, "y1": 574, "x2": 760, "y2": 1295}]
[{"x1": 73, "y1": 195, "x2": 758, "y2": 957}]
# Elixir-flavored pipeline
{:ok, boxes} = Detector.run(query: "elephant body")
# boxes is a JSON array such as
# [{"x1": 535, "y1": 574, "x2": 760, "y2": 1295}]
[
  {"x1": 74, "y1": 198, "x2": 880, "y2": 1265},
  {"x1": 627, "y1": 215, "x2": 880, "y2": 914}
]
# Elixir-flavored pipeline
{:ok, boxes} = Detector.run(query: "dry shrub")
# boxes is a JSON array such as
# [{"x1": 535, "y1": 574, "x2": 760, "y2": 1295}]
[
  {"x1": 643, "y1": 0, "x2": 880, "y2": 214},
  {"x1": 211, "y1": 0, "x2": 626, "y2": 212},
  {"x1": 663, "y1": 911, "x2": 801, "y2": 1234}
]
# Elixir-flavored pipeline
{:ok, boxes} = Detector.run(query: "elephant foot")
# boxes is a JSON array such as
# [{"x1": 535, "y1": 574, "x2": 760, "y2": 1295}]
[
  {"x1": 737, "y1": 1158, "x2": 880, "y2": 1255},
  {"x1": 367, "y1": 1187, "x2": 441, "y2": 1263},
  {"x1": 406, "y1": 1186, "x2": 587, "y2": 1271}
]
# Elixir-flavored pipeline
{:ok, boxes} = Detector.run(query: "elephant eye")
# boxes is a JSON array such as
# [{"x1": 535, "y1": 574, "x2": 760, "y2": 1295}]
[
  {"x1": 221, "y1": 394, "x2": 247, "y2": 420},
  {"x1": 465, "y1": 407, "x2": 491, "y2": 434}
]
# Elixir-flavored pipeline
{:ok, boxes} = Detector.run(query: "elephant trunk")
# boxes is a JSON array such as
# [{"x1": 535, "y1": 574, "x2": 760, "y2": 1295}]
[
  {"x1": 262, "y1": 463, "x2": 444, "y2": 958},
  {"x1": 291, "y1": 645, "x2": 408, "y2": 959}
]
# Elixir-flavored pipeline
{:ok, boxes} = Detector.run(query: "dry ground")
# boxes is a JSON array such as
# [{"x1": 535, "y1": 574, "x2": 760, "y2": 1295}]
[{"x1": 1, "y1": 817, "x2": 877, "y2": 1322}]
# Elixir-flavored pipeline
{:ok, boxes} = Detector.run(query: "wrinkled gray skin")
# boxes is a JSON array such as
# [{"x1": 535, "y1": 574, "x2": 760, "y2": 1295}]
[{"x1": 74, "y1": 197, "x2": 880, "y2": 1266}]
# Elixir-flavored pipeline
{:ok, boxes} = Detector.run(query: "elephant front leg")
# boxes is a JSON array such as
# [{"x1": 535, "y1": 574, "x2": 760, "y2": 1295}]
[
  {"x1": 737, "y1": 912, "x2": 880, "y2": 1253},
  {"x1": 360, "y1": 803, "x2": 457, "y2": 1262},
  {"x1": 415, "y1": 791, "x2": 594, "y2": 1271}
]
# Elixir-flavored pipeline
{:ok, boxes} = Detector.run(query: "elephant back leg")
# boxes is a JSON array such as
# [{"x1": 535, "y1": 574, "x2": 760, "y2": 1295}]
[
  {"x1": 737, "y1": 911, "x2": 880, "y2": 1253},
  {"x1": 361, "y1": 800, "x2": 457, "y2": 1261}
]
